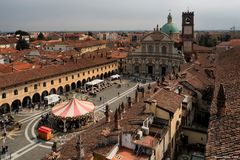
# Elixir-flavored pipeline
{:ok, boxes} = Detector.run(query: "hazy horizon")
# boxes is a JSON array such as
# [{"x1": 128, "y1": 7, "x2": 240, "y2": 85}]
[{"x1": 1, "y1": 0, "x2": 240, "y2": 32}]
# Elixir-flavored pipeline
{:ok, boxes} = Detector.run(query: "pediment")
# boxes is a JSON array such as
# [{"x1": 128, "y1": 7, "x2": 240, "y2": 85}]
[{"x1": 142, "y1": 31, "x2": 170, "y2": 42}]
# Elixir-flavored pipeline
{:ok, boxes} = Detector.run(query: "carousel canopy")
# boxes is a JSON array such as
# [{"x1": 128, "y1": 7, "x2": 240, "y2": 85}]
[{"x1": 51, "y1": 98, "x2": 95, "y2": 119}]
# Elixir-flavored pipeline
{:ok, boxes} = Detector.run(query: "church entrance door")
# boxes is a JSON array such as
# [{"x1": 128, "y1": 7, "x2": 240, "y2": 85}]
[
  {"x1": 161, "y1": 67, "x2": 166, "y2": 76},
  {"x1": 148, "y1": 65, "x2": 153, "y2": 75}
]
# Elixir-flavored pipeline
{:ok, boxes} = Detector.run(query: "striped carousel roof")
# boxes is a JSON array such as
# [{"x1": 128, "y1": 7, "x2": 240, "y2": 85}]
[{"x1": 51, "y1": 98, "x2": 95, "y2": 118}]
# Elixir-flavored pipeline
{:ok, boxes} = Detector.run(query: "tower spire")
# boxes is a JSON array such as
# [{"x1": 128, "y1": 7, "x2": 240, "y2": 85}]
[{"x1": 168, "y1": 12, "x2": 172, "y2": 23}]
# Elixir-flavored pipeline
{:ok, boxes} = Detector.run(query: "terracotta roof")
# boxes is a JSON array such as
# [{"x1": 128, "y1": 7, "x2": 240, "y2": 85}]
[
  {"x1": 205, "y1": 46, "x2": 240, "y2": 159},
  {"x1": 0, "y1": 57, "x2": 117, "y2": 90},
  {"x1": 0, "y1": 37, "x2": 17, "y2": 45},
  {"x1": 111, "y1": 52, "x2": 128, "y2": 59},
  {"x1": 218, "y1": 39, "x2": 240, "y2": 47},
  {"x1": 152, "y1": 89, "x2": 184, "y2": 113}
]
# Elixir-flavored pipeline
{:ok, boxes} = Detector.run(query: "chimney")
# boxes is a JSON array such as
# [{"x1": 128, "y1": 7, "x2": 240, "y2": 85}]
[
  {"x1": 135, "y1": 90, "x2": 139, "y2": 103},
  {"x1": 114, "y1": 108, "x2": 121, "y2": 130},
  {"x1": 127, "y1": 96, "x2": 132, "y2": 108},
  {"x1": 75, "y1": 134, "x2": 84, "y2": 160},
  {"x1": 142, "y1": 88, "x2": 145, "y2": 98},
  {"x1": 118, "y1": 105, "x2": 123, "y2": 120},
  {"x1": 217, "y1": 84, "x2": 226, "y2": 117},
  {"x1": 121, "y1": 102, "x2": 125, "y2": 113},
  {"x1": 105, "y1": 104, "x2": 110, "y2": 123}
]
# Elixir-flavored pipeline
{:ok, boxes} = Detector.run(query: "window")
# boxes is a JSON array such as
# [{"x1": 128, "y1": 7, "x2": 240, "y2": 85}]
[
  {"x1": 142, "y1": 44, "x2": 146, "y2": 52},
  {"x1": 92, "y1": 70, "x2": 94, "y2": 73},
  {"x1": 148, "y1": 45, "x2": 153, "y2": 53},
  {"x1": 78, "y1": 73, "x2": 80, "y2": 77},
  {"x1": 72, "y1": 75, "x2": 74, "y2": 79},
  {"x1": 34, "y1": 84, "x2": 38, "y2": 89},
  {"x1": 43, "y1": 82, "x2": 46, "y2": 87},
  {"x1": 108, "y1": 65, "x2": 110, "y2": 68},
  {"x1": 83, "y1": 72, "x2": 85, "y2": 76},
  {"x1": 2, "y1": 93, "x2": 6, "y2": 99},
  {"x1": 14, "y1": 89, "x2": 18, "y2": 95},
  {"x1": 97, "y1": 68, "x2": 99, "y2": 72},
  {"x1": 88, "y1": 71, "x2": 90, "y2": 74},
  {"x1": 105, "y1": 66, "x2": 107, "y2": 69},
  {"x1": 155, "y1": 44, "x2": 159, "y2": 53},
  {"x1": 51, "y1": 80, "x2": 54, "y2": 85},
  {"x1": 24, "y1": 87, "x2": 28, "y2": 92},
  {"x1": 101, "y1": 67, "x2": 103, "y2": 71},
  {"x1": 162, "y1": 46, "x2": 167, "y2": 54},
  {"x1": 59, "y1": 78, "x2": 61, "y2": 83},
  {"x1": 66, "y1": 77, "x2": 68, "y2": 81}
]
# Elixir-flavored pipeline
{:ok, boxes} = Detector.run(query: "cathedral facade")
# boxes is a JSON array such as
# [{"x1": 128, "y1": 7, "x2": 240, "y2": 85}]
[{"x1": 125, "y1": 13, "x2": 184, "y2": 79}]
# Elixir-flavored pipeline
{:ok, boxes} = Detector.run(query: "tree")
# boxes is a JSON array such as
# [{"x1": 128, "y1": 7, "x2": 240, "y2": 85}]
[
  {"x1": 37, "y1": 32, "x2": 45, "y2": 40},
  {"x1": 15, "y1": 30, "x2": 29, "y2": 36},
  {"x1": 16, "y1": 38, "x2": 29, "y2": 50}
]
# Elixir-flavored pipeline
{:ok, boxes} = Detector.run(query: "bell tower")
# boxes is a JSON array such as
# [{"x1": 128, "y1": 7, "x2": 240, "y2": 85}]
[{"x1": 182, "y1": 10, "x2": 194, "y2": 62}]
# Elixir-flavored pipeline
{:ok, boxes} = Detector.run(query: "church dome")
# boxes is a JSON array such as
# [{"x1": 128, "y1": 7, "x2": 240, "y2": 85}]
[{"x1": 161, "y1": 13, "x2": 179, "y2": 35}]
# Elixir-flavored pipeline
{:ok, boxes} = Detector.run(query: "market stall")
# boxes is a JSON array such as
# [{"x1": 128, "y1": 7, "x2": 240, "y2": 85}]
[{"x1": 51, "y1": 98, "x2": 95, "y2": 132}]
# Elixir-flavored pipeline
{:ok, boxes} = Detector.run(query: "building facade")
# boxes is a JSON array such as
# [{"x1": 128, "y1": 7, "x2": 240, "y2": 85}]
[
  {"x1": 125, "y1": 26, "x2": 184, "y2": 78},
  {"x1": 0, "y1": 58, "x2": 118, "y2": 114}
]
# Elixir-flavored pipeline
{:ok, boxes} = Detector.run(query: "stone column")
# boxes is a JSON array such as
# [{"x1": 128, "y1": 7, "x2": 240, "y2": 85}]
[
  {"x1": 105, "y1": 104, "x2": 110, "y2": 123},
  {"x1": 114, "y1": 109, "x2": 121, "y2": 130},
  {"x1": 135, "y1": 90, "x2": 139, "y2": 103}
]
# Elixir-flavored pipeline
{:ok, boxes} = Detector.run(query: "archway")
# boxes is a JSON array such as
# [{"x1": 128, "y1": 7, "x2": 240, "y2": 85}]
[
  {"x1": 11, "y1": 99, "x2": 21, "y2": 111},
  {"x1": 71, "y1": 82, "x2": 76, "y2": 91},
  {"x1": 87, "y1": 77, "x2": 91, "y2": 82},
  {"x1": 50, "y1": 88, "x2": 57, "y2": 95},
  {"x1": 64, "y1": 84, "x2": 70, "y2": 93},
  {"x1": 0, "y1": 103, "x2": 10, "y2": 115},
  {"x1": 22, "y1": 96, "x2": 31, "y2": 108},
  {"x1": 32, "y1": 93, "x2": 41, "y2": 103},
  {"x1": 100, "y1": 73, "x2": 104, "y2": 79},
  {"x1": 92, "y1": 76, "x2": 95, "y2": 80},
  {"x1": 82, "y1": 79, "x2": 86, "y2": 86},
  {"x1": 104, "y1": 72, "x2": 108, "y2": 78},
  {"x1": 108, "y1": 71, "x2": 111, "y2": 77},
  {"x1": 57, "y1": 86, "x2": 64, "y2": 95},
  {"x1": 96, "y1": 75, "x2": 100, "y2": 79},
  {"x1": 111, "y1": 70, "x2": 114, "y2": 75},
  {"x1": 77, "y1": 81, "x2": 81, "y2": 88},
  {"x1": 41, "y1": 90, "x2": 48, "y2": 101}
]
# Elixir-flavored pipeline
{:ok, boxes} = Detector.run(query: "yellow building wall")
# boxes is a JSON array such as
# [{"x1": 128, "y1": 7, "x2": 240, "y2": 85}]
[
  {"x1": 0, "y1": 61, "x2": 118, "y2": 108},
  {"x1": 183, "y1": 129, "x2": 207, "y2": 145},
  {"x1": 155, "y1": 108, "x2": 170, "y2": 120}
]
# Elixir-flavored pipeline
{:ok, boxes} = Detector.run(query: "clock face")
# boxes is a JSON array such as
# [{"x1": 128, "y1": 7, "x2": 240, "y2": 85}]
[{"x1": 185, "y1": 17, "x2": 191, "y2": 24}]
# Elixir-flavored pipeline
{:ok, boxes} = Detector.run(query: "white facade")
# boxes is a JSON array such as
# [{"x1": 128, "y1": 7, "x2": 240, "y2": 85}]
[{"x1": 125, "y1": 30, "x2": 184, "y2": 78}]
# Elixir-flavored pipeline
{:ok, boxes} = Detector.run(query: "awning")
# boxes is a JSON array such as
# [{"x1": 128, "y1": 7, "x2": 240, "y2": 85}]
[
  {"x1": 111, "y1": 74, "x2": 120, "y2": 79},
  {"x1": 86, "y1": 79, "x2": 103, "y2": 86}
]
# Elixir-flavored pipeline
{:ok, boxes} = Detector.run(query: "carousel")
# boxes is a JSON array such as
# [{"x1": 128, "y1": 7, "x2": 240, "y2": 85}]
[{"x1": 51, "y1": 98, "x2": 95, "y2": 132}]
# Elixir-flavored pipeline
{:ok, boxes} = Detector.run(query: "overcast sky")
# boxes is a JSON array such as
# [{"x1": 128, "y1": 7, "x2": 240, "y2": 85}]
[{"x1": 0, "y1": 0, "x2": 239, "y2": 32}]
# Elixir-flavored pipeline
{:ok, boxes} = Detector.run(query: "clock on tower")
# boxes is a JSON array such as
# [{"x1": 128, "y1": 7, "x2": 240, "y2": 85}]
[{"x1": 182, "y1": 11, "x2": 194, "y2": 62}]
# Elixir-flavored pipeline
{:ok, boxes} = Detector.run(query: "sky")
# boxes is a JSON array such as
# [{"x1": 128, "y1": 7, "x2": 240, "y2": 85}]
[{"x1": 0, "y1": 0, "x2": 240, "y2": 32}]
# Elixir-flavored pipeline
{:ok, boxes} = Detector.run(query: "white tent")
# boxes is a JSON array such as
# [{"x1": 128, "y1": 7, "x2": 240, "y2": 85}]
[
  {"x1": 110, "y1": 74, "x2": 120, "y2": 79},
  {"x1": 86, "y1": 79, "x2": 104, "y2": 86}
]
